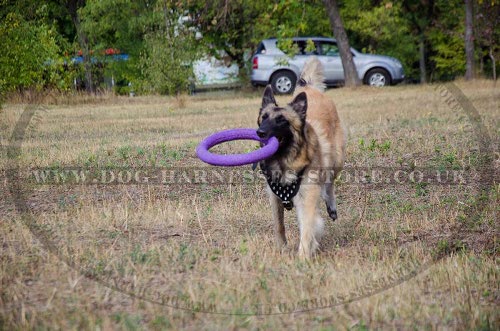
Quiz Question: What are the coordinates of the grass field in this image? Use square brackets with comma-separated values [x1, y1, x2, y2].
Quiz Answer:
[0, 81, 498, 330]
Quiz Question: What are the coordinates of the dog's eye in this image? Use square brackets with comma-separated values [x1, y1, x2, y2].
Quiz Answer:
[262, 113, 269, 120]
[275, 115, 287, 124]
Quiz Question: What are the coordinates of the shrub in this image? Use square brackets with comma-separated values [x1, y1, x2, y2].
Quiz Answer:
[137, 28, 199, 95]
[0, 13, 66, 100]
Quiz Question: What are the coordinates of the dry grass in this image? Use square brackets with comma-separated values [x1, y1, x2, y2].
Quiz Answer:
[0, 81, 498, 330]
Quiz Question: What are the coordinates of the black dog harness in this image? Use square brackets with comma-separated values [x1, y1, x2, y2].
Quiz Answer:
[262, 167, 306, 210]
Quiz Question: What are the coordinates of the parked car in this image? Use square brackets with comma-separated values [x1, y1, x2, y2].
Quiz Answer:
[251, 37, 405, 94]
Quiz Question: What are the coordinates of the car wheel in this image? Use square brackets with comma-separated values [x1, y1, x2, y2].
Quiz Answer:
[364, 68, 391, 87]
[270, 71, 296, 94]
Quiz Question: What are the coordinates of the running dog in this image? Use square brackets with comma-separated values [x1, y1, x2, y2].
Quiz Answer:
[256, 57, 346, 258]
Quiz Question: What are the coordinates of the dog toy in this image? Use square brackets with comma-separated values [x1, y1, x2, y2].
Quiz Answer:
[196, 128, 279, 166]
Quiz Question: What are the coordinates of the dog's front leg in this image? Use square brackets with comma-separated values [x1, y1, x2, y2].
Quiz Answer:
[295, 185, 323, 259]
[267, 186, 286, 249]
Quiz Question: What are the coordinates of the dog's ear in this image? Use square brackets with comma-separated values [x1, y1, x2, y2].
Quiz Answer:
[290, 92, 307, 120]
[262, 85, 277, 109]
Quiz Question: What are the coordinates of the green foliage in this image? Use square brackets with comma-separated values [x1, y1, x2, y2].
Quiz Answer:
[78, 0, 150, 91]
[0, 13, 67, 97]
[427, 0, 467, 80]
[79, 0, 149, 53]
[253, 1, 330, 42]
[359, 138, 391, 154]
[186, 1, 265, 65]
[275, 38, 300, 65]
[186, 0, 330, 76]
[343, 2, 419, 79]
[80, 0, 200, 95]
[150, 315, 171, 329]
[429, 30, 466, 79]
[255, 1, 330, 60]
[137, 29, 199, 95]
[0, 0, 497, 97]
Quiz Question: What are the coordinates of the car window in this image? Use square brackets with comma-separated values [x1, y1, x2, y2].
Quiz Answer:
[255, 42, 266, 55]
[293, 40, 319, 55]
[319, 41, 339, 56]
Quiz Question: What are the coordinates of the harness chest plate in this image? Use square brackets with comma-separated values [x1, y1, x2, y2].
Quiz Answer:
[262, 167, 305, 210]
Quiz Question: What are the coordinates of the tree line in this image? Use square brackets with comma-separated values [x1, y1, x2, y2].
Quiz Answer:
[0, 0, 498, 98]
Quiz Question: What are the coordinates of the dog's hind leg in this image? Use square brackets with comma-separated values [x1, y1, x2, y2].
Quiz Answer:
[322, 182, 338, 221]
[296, 186, 323, 259]
[268, 187, 286, 249]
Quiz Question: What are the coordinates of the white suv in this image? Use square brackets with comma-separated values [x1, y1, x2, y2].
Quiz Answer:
[251, 37, 405, 94]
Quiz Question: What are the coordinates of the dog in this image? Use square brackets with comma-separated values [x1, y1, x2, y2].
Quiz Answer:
[256, 57, 346, 258]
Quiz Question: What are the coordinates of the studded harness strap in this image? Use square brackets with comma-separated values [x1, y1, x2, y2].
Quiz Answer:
[261, 167, 306, 210]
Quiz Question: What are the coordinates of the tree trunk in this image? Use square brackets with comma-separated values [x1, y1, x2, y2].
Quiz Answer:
[65, 0, 94, 94]
[323, 0, 361, 87]
[162, 1, 175, 63]
[465, 0, 475, 80]
[419, 36, 427, 83]
[490, 46, 497, 81]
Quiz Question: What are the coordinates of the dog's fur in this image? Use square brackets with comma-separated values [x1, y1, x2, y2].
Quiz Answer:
[257, 57, 345, 258]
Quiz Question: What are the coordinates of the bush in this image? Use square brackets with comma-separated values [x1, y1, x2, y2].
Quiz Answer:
[0, 13, 67, 100]
[137, 28, 200, 95]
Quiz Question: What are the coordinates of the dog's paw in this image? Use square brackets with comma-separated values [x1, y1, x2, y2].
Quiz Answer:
[326, 205, 337, 221]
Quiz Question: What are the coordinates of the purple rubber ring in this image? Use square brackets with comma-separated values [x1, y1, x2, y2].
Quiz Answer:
[196, 128, 279, 166]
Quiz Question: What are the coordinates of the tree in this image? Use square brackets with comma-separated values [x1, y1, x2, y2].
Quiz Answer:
[475, 1, 500, 81]
[78, 0, 154, 93]
[323, 0, 361, 87]
[0, 13, 62, 99]
[137, 1, 200, 95]
[185, 0, 266, 76]
[63, 0, 94, 93]
[1, 0, 495, 97]
[426, 0, 466, 81]
[401, 0, 436, 83]
[343, 1, 418, 81]
[0, 0, 77, 101]
[464, 0, 475, 80]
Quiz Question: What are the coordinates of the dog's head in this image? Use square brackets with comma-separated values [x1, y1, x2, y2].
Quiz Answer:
[257, 85, 307, 146]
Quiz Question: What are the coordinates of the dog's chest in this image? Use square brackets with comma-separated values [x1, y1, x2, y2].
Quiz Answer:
[260, 164, 305, 210]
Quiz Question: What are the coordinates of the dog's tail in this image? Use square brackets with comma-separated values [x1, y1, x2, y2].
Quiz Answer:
[295, 56, 325, 94]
